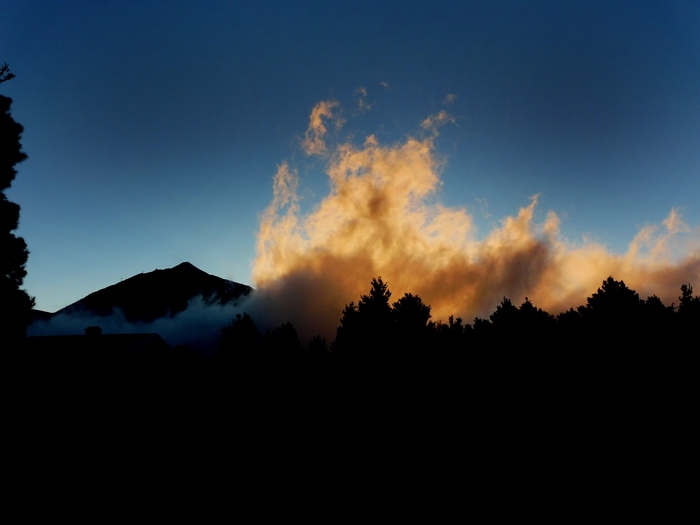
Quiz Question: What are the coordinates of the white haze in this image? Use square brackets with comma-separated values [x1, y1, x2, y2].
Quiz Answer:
[27, 295, 253, 356]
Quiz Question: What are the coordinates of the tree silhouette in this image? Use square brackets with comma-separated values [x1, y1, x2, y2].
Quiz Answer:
[1, 64, 34, 348]
[575, 276, 646, 354]
[358, 276, 393, 327]
[263, 321, 302, 371]
[0, 64, 15, 84]
[434, 315, 469, 354]
[333, 301, 359, 357]
[678, 284, 700, 318]
[392, 292, 432, 365]
[333, 277, 394, 371]
[216, 312, 261, 369]
[578, 276, 643, 335]
[490, 297, 520, 329]
[518, 297, 556, 347]
[472, 317, 493, 340]
[677, 284, 700, 346]
[307, 335, 330, 370]
[556, 307, 582, 335]
[308, 335, 328, 356]
[393, 293, 431, 336]
[581, 277, 642, 319]
[642, 295, 675, 333]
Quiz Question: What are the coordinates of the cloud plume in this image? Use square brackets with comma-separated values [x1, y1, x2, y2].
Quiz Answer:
[252, 100, 700, 340]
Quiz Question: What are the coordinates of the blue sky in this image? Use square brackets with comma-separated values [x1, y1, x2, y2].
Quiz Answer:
[2, 0, 699, 313]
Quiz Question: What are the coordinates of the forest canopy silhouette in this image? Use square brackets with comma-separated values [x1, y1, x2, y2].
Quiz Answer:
[216, 275, 699, 375]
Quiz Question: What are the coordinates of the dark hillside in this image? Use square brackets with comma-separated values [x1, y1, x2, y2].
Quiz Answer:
[52, 262, 252, 323]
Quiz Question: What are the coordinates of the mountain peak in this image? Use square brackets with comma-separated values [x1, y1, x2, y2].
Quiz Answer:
[53, 263, 252, 322]
[174, 261, 199, 271]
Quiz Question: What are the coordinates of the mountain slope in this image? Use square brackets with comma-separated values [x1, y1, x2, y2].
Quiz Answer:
[52, 262, 252, 323]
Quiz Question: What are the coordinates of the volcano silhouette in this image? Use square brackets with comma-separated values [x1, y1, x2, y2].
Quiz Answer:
[51, 262, 252, 323]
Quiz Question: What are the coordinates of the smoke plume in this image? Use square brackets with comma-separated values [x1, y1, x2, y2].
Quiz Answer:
[251, 99, 700, 341]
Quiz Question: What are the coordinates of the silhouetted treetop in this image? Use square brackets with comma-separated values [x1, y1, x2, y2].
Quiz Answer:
[519, 297, 555, 325]
[218, 312, 260, 355]
[490, 297, 520, 328]
[678, 284, 699, 312]
[333, 277, 421, 369]
[264, 321, 301, 354]
[0, 64, 15, 84]
[393, 292, 431, 333]
[308, 335, 328, 356]
[358, 276, 392, 320]
[579, 277, 643, 322]
[643, 294, 675, 320]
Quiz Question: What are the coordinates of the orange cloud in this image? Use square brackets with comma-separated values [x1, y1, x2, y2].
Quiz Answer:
[354, 86, 371, 111]
[420, 110, 456, 134]
[301, 100, 343, 156]
[252, 101, 700, 340]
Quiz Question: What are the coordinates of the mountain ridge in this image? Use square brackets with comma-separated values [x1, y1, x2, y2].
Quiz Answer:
[44, 262, 252, 323]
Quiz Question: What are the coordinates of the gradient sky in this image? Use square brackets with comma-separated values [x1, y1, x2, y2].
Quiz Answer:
[2, 0, 699, 313]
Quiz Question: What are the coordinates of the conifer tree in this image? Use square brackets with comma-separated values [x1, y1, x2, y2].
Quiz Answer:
[333, 277, 394, 369]
[0, 64, 34, 347]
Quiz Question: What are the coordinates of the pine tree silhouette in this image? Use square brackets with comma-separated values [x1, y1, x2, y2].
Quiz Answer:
[0, 64, 35, 348]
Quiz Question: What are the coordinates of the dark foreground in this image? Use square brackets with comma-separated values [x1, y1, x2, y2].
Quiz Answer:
[6, 276, 697, 513]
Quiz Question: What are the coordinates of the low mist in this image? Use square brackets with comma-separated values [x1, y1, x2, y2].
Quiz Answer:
[27, 296, 250, 355]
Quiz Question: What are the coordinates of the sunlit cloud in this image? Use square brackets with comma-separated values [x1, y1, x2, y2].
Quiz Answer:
[301, 100, 343, 156]
[354, 86, 371, 111]
[252, 101, 700, 340]
[420, 110, 456, 134]
[379, 80, 390, 90]
[443, 93, 457, 105]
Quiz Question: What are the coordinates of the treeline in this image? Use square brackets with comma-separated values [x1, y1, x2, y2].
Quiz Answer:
[215, 276, 700, 378]
[202, 275, 699, 439]
[13, 276, 697, 464]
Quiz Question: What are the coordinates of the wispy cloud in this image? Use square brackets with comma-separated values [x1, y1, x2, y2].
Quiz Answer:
[420, 110, 456, 134]
[354, 86, 371, 111]
[443, 94, 457, 105]
[301, 100, 343, 156]
[475, 197, 491, 220]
